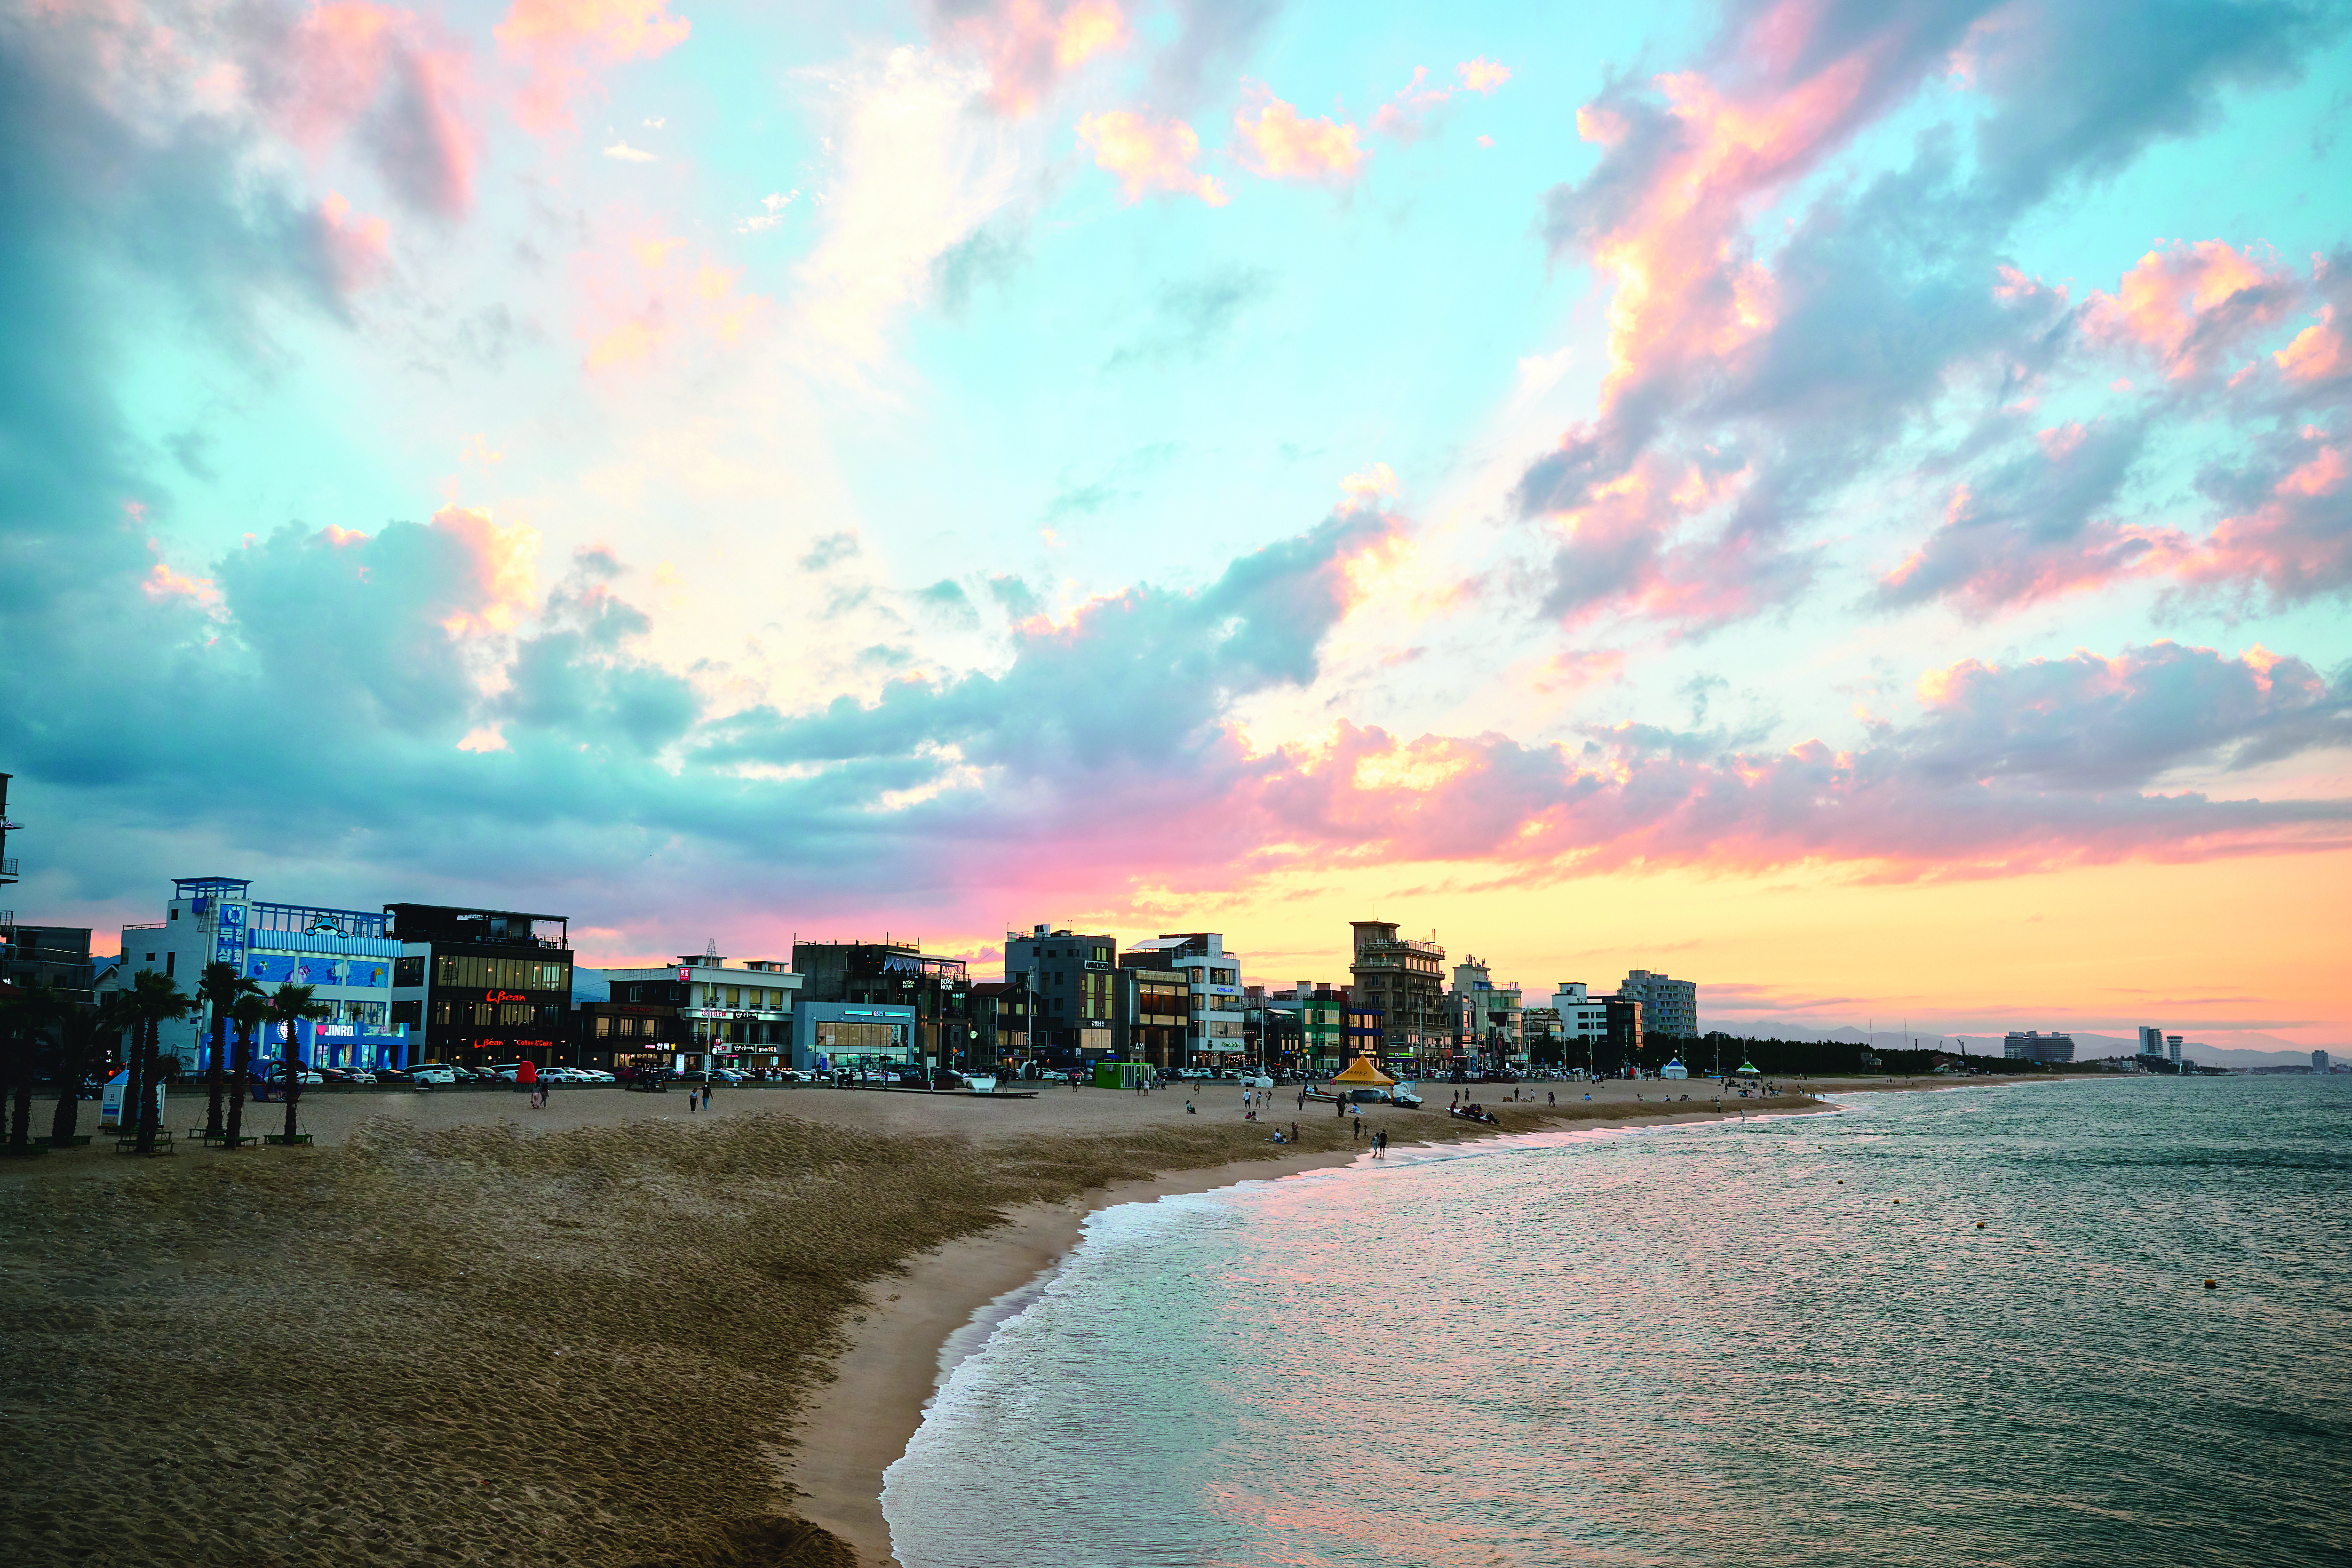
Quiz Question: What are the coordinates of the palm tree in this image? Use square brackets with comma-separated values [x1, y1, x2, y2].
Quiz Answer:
[3, 980, 69, 1156]
[127, 971, 197, 1154]
[225, 994, 271, 1150]
[48, 995, 131, 1146]
[269, 981, 330, 1144]
[196, 961, 262, 1139]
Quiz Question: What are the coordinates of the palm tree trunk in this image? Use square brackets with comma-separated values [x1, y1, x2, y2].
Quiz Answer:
[204, 1005, 227, 1137]
[49, 1044, 82, 1145]
[6, 1022, 30, 1154]
[225, 1024, 250, 1149]
[134, 1016, 161, 1155]
[281, 1040, 302, 1143]
[120, 1019, 145, 1136]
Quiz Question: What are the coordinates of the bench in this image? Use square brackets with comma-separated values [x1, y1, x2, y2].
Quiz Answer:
[262, 1133, 314, 1147]
[113, 1131, 177, 1155]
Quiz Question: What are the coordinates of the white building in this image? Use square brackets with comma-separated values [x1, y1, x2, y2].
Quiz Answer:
[1121, 932, 1245, 1065]
[1550, 982, 1609, 1043]
[119, 876, 409, 1071]
[1449, 956, 1524, 1064]
[599, 948, 803, 1074]
[1620, 970, 1698, 1037]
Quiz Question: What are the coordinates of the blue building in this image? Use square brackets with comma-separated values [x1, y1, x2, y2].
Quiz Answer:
[123, 877, 410, 1071]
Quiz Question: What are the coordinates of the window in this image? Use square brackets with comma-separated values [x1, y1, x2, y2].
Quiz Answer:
[392, 1001, 421, 1028]
[165, 952, 176, 977]
[432, 999, 453, 1025]
[596, 1016, 612, 1038]
[628, 985, 642, 1002]
[394, 956, 425, 987]
[169, 907, 178, 920]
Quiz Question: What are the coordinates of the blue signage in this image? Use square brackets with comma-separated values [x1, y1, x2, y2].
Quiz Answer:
[213, 902, 248, 967]
[247, 954, 389, 988]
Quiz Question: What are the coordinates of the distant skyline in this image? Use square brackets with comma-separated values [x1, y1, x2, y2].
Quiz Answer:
[3, 0, 2348, 1047]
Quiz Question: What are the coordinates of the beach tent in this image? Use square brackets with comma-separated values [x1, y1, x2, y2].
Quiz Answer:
[1660, 1058, 1688, 1079]
[1328, 1054, 1398, 1089]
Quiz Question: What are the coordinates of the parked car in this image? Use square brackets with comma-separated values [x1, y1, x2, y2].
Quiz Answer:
[251, 1065, 324, 1086]
[1388, 1086, 1423, 1108]
[319, 1067, 377, 1085]
[373, 1066, 413, 1083]
[406, 1064, 459, 1085]
[572, 1067, 617, 1084]
[708, 1067, 747, 1085]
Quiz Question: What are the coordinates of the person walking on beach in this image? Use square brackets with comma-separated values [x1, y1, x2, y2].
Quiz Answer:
[1290, 1121, 1300, 1145]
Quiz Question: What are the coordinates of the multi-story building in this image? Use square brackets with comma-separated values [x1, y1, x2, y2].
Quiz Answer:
[388, 902, 572, 1068]
[1343, 996, 1385, 1069]
[793, 939, 971, 1073]
[1122, 932, 1246, 1067]
[968, 981, 1038, 1068]
[2317, 1050, 2333, 1073]
[1005, 925, 1117, 1061]
[1619, 970, 1698, 1039]
[594, 949, 802, 1075]
[1520, 1006, 1561, 1064]
[2137, 1025, 2165, 1058]
[2167, 1034, 2184, 1067]
[2003, 1030, 2076, 1064]
[1604, 995, 1644, 1072]
[1550, 983, 1610, 1049]
[1115, 958, 1192, 1073]
[1449, 956, 1524, 1071]
[1348, 920, 1446, 1069]
[1258, 982, 1348, 1076]
[0, 922, 94, 1004]
[121, 878, 410, 1071]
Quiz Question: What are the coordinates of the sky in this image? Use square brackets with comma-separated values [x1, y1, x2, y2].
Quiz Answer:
[2, 0, 2349, 1047]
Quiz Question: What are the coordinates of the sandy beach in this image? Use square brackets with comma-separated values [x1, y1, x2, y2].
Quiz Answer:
[0, 1076, 2029, 1567]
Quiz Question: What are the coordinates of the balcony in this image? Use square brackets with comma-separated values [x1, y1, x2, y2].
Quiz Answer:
[0, 857, 17, 880]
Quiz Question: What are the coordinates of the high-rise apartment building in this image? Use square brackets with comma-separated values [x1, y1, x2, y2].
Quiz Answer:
[1620, 970, 1699, 1038]
[2003, 1030, 2076, 1063]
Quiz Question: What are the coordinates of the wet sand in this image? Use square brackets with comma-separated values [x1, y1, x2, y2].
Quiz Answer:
[0, 1077, 2025, 1567]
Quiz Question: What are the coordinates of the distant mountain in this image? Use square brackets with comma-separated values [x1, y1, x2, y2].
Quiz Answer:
[1704, 1021, 2335, 1070]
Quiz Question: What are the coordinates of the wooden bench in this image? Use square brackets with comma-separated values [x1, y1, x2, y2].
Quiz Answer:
[113, 1131, 177, 1155]
[262, 1133, 314, 1147]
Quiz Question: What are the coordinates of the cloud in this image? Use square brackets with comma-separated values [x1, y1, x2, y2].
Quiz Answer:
[1077, 109, 1229, 205]
[2176, 430, 2352, 607]
[1875, 418, 2173, 611]
[1144, 0, 1281, 110]
[1370, 66, 1455, 143]
[1102, 267, 1270, 367]
[932, 0, 1128, 116]
[2082, 239, 2300, 380]
[1457, 57, 1510, 94]
[602, 140, 659, 161]
[792, 47, 1025, 369]
[1232, 86, 1366, 183]
[1512, 0, 2347, 637]
[496, 0, 692, 134]
[800, 531, 862, 571]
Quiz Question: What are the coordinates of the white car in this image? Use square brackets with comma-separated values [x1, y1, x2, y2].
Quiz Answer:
[405, 1064, 459, 1085]
[572, 1068, 617, 1084]
[1242, 1075, 1274, 1090]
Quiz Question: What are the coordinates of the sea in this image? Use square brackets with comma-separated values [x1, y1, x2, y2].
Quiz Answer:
[881, 1076, 2352, 1568]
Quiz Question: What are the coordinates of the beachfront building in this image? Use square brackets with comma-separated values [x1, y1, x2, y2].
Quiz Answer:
[793, 1000, 917, 1075]
[1122, 932, 1247, 1069]
[595, 948, 803, 1076]
[1004, 925, 1117, 1065]
[794, 939, 972, 1075]
[1349, 920, 1447, 1073]
[1550, 983, 1610, 1049]
[1521, 1006, 1562, 1065]
[1257, 982, 1349, 1077]
[2003, 1030, 2077, 1063]
[388, 902, 571, 1069]
[0, 920, 94, 1004]
[121, 877, 410, 1071]
[1619, 970, 1699, 1040]
[1115, 958, 1191, 1074]
[1448, 956, 1525, 1075]
[968, 980, 1038, 1070]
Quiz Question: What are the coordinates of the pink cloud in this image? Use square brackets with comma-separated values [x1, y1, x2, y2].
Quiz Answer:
[2274, 315, 2348, 384]
[937, 0, 1127, 116]
[2082, 239, 2299, 381]
[1232, 87, 1366, 183]
[2177, 439, 2352, 605]
[578, 233, 771, 371]
[428, 504, 540, 634]
[142, 560, 223, 613]
[1077, 110, 1228, 205]
[1370, 66, 1454, 142]
[495, 0, 691, 134]
[278, 2, 479, 216]
[318, 190, 391, 292]
[1457, 57, 1510, 94]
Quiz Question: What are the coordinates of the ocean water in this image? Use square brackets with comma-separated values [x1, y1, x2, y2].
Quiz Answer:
[882, 1078, 2352, 1568]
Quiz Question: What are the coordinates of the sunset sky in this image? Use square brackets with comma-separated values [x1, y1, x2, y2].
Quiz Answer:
[4, 0, 2348, 1046]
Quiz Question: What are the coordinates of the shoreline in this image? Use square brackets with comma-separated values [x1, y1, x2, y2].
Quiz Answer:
[790, 1096, 1851, 1568]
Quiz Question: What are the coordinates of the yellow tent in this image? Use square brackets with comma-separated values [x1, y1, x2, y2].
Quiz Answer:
[1329, 1053, 1398, 1088]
